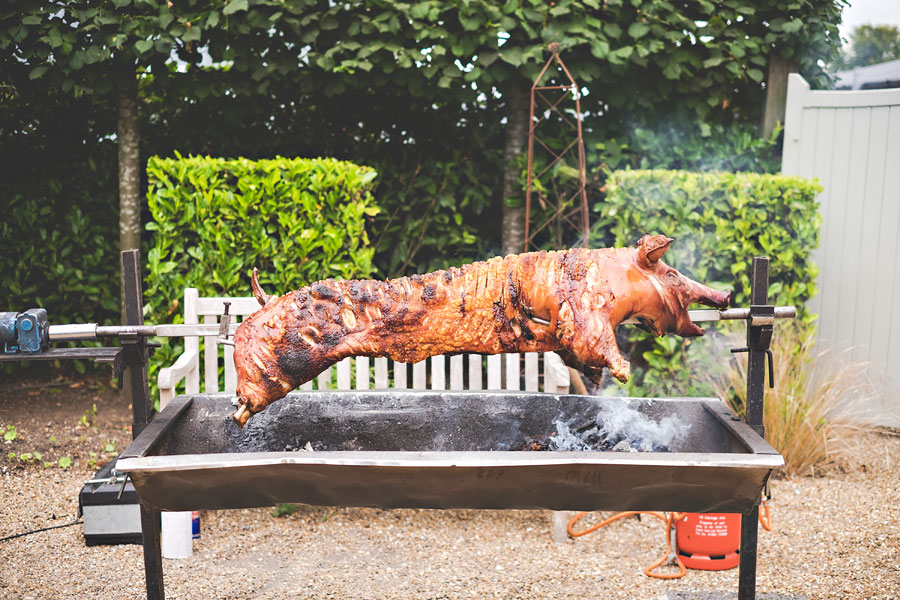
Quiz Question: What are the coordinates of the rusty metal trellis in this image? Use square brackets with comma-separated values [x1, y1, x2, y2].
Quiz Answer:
[524, 42, 590, 252]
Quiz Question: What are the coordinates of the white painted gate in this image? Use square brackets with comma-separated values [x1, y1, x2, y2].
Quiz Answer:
[782, 74, 900, 424]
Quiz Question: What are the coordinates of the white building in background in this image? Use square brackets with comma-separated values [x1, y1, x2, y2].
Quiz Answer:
[834, 58, 900, 90]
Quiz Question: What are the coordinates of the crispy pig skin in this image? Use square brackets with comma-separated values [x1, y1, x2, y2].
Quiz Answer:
[232, 235, 730, 426]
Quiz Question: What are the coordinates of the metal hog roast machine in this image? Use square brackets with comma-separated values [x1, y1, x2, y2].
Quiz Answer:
[2, 251, 791, 600]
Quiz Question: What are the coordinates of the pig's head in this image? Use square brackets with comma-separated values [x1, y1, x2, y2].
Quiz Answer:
[629, 234, 731, 337]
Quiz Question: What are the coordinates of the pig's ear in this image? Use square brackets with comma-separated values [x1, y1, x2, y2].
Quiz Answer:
[251, 267, 271, 307]
[637, 235, 674, 268]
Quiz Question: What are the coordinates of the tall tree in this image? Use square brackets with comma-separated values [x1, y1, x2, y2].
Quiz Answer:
[836, 24, 900, 69]
[2, 0, 846, 260]
[0, 0, 215, 272]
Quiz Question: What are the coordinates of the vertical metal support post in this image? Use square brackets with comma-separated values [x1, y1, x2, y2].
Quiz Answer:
[744, 259, 770, 439]
[738, 256, 770, 600]
[120, 250, 165, 600]
[122, 249, 152, 439]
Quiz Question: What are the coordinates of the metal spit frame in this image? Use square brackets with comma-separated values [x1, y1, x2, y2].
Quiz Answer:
[738, 256, 775, 600]
[3, 251, 781, 600]
[2, 251, 165, 595]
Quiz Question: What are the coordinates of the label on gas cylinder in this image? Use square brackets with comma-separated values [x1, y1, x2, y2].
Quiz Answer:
[694, 514, 730, 537]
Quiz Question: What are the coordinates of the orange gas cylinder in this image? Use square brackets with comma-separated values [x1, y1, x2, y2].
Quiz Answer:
[675, 513, 741, 570]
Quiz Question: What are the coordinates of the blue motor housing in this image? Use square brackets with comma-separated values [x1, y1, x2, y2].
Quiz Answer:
[0, 309, 50, 354]
[16, 309, 50, 353]
[0, 312, 17, 354]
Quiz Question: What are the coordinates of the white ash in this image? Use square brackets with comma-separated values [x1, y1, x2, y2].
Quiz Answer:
[550, 401, 690, 452]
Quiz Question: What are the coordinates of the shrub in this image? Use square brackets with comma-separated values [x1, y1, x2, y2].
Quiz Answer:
[0, 81, 120, 379]
[706, 321, 882, 476]
[0, 194, 119, 326]
[0, 172, 119, 378]
[587, 107, 784, 176]
[144, 154, 379, 400]
[591, 169, 822, 396]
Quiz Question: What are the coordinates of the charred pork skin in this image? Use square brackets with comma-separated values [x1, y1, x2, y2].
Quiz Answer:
[232, 235, 730, 426]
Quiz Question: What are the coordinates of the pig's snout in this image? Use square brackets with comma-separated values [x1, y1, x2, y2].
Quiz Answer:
[697, 289, 731, 309]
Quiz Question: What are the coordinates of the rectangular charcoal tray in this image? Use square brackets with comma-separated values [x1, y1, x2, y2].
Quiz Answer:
[116, 391, 782, 514]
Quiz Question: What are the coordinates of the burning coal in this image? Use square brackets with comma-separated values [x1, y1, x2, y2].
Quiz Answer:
[523, 401, 690, 452]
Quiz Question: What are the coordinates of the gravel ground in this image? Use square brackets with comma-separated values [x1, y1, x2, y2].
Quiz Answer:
[1, 384, 898, 599]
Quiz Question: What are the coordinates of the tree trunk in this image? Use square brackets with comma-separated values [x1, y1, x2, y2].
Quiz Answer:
[118, 74, 141, 254]
[761, 54, 796, 138]
[117, 72, 140, 323]
[501, 79, 531, 256]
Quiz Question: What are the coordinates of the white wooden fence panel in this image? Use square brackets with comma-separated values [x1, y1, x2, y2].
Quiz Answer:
[431, 355, 446, 390]
[185, 288, 200, 395]
[874, 114, 900, 369]
[317, 369, 330, 390]
[449, 355, 464, 390]
[374, 357, 389, 389]
[854, 106, 891, 352]
[834, 109, 872, 349]
[355, 356, 369, 390]
[224, 341, 237, 392]
[486, 354, 502, 389]
[524, 353, 539, 392]
[807, 107, 837, 318]
[336, 357, 351, 390]
[412, 360, 427, 389]
[394, 362, 408, 389]
[505, 354, 520, 390]
[783, 74, 900, 424]
[468, 355, 482, 390]
[202, 314, 217, 393]
[817, 107, 854, 348]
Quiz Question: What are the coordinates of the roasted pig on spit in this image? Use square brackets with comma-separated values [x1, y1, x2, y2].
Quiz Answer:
[232, 234, 730, 426]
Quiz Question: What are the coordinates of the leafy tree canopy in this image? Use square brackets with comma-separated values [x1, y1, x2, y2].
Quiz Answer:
[834, 24, 900, 70]
[1, 0, 847, 275]
[4, 1, 845, 113]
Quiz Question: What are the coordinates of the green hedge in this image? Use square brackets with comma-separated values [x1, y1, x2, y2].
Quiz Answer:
[0, 162, 120, 378]
[145, 154, 379, 398]
[1, 195, 119, 325]
[591, 169, 822, 396]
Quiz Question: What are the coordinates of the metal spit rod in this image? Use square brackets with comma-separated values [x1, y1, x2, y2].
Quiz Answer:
[611, 306, 794, 326]
[49, 306, 796, 341]
[48, 323, 239, 341]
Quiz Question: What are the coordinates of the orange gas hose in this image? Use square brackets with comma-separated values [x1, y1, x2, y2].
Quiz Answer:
[567, 502, 772, 580]
[567, 511, 687, 579]
[759, 499, 772, 531]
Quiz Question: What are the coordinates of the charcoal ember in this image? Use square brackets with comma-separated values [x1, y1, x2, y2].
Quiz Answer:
[521, 435, 553, 451]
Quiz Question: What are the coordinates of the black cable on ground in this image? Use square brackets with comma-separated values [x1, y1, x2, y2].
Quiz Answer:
[0, 520, 83, 543]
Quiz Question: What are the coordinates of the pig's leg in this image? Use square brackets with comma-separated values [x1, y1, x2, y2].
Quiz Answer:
[586, 323, 630, 383]
[555, 350, 605, 385]
[556, 302, 630, 383]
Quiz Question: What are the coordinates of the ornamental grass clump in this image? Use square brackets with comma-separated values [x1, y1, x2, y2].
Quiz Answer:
[707, 321, 882, 477]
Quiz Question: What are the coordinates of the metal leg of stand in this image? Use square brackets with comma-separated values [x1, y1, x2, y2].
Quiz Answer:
[121, 250, 165, 600]
[737, 256, 772, 600]
[738, 506, 760, 600]
[140, 506, 165, 600]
